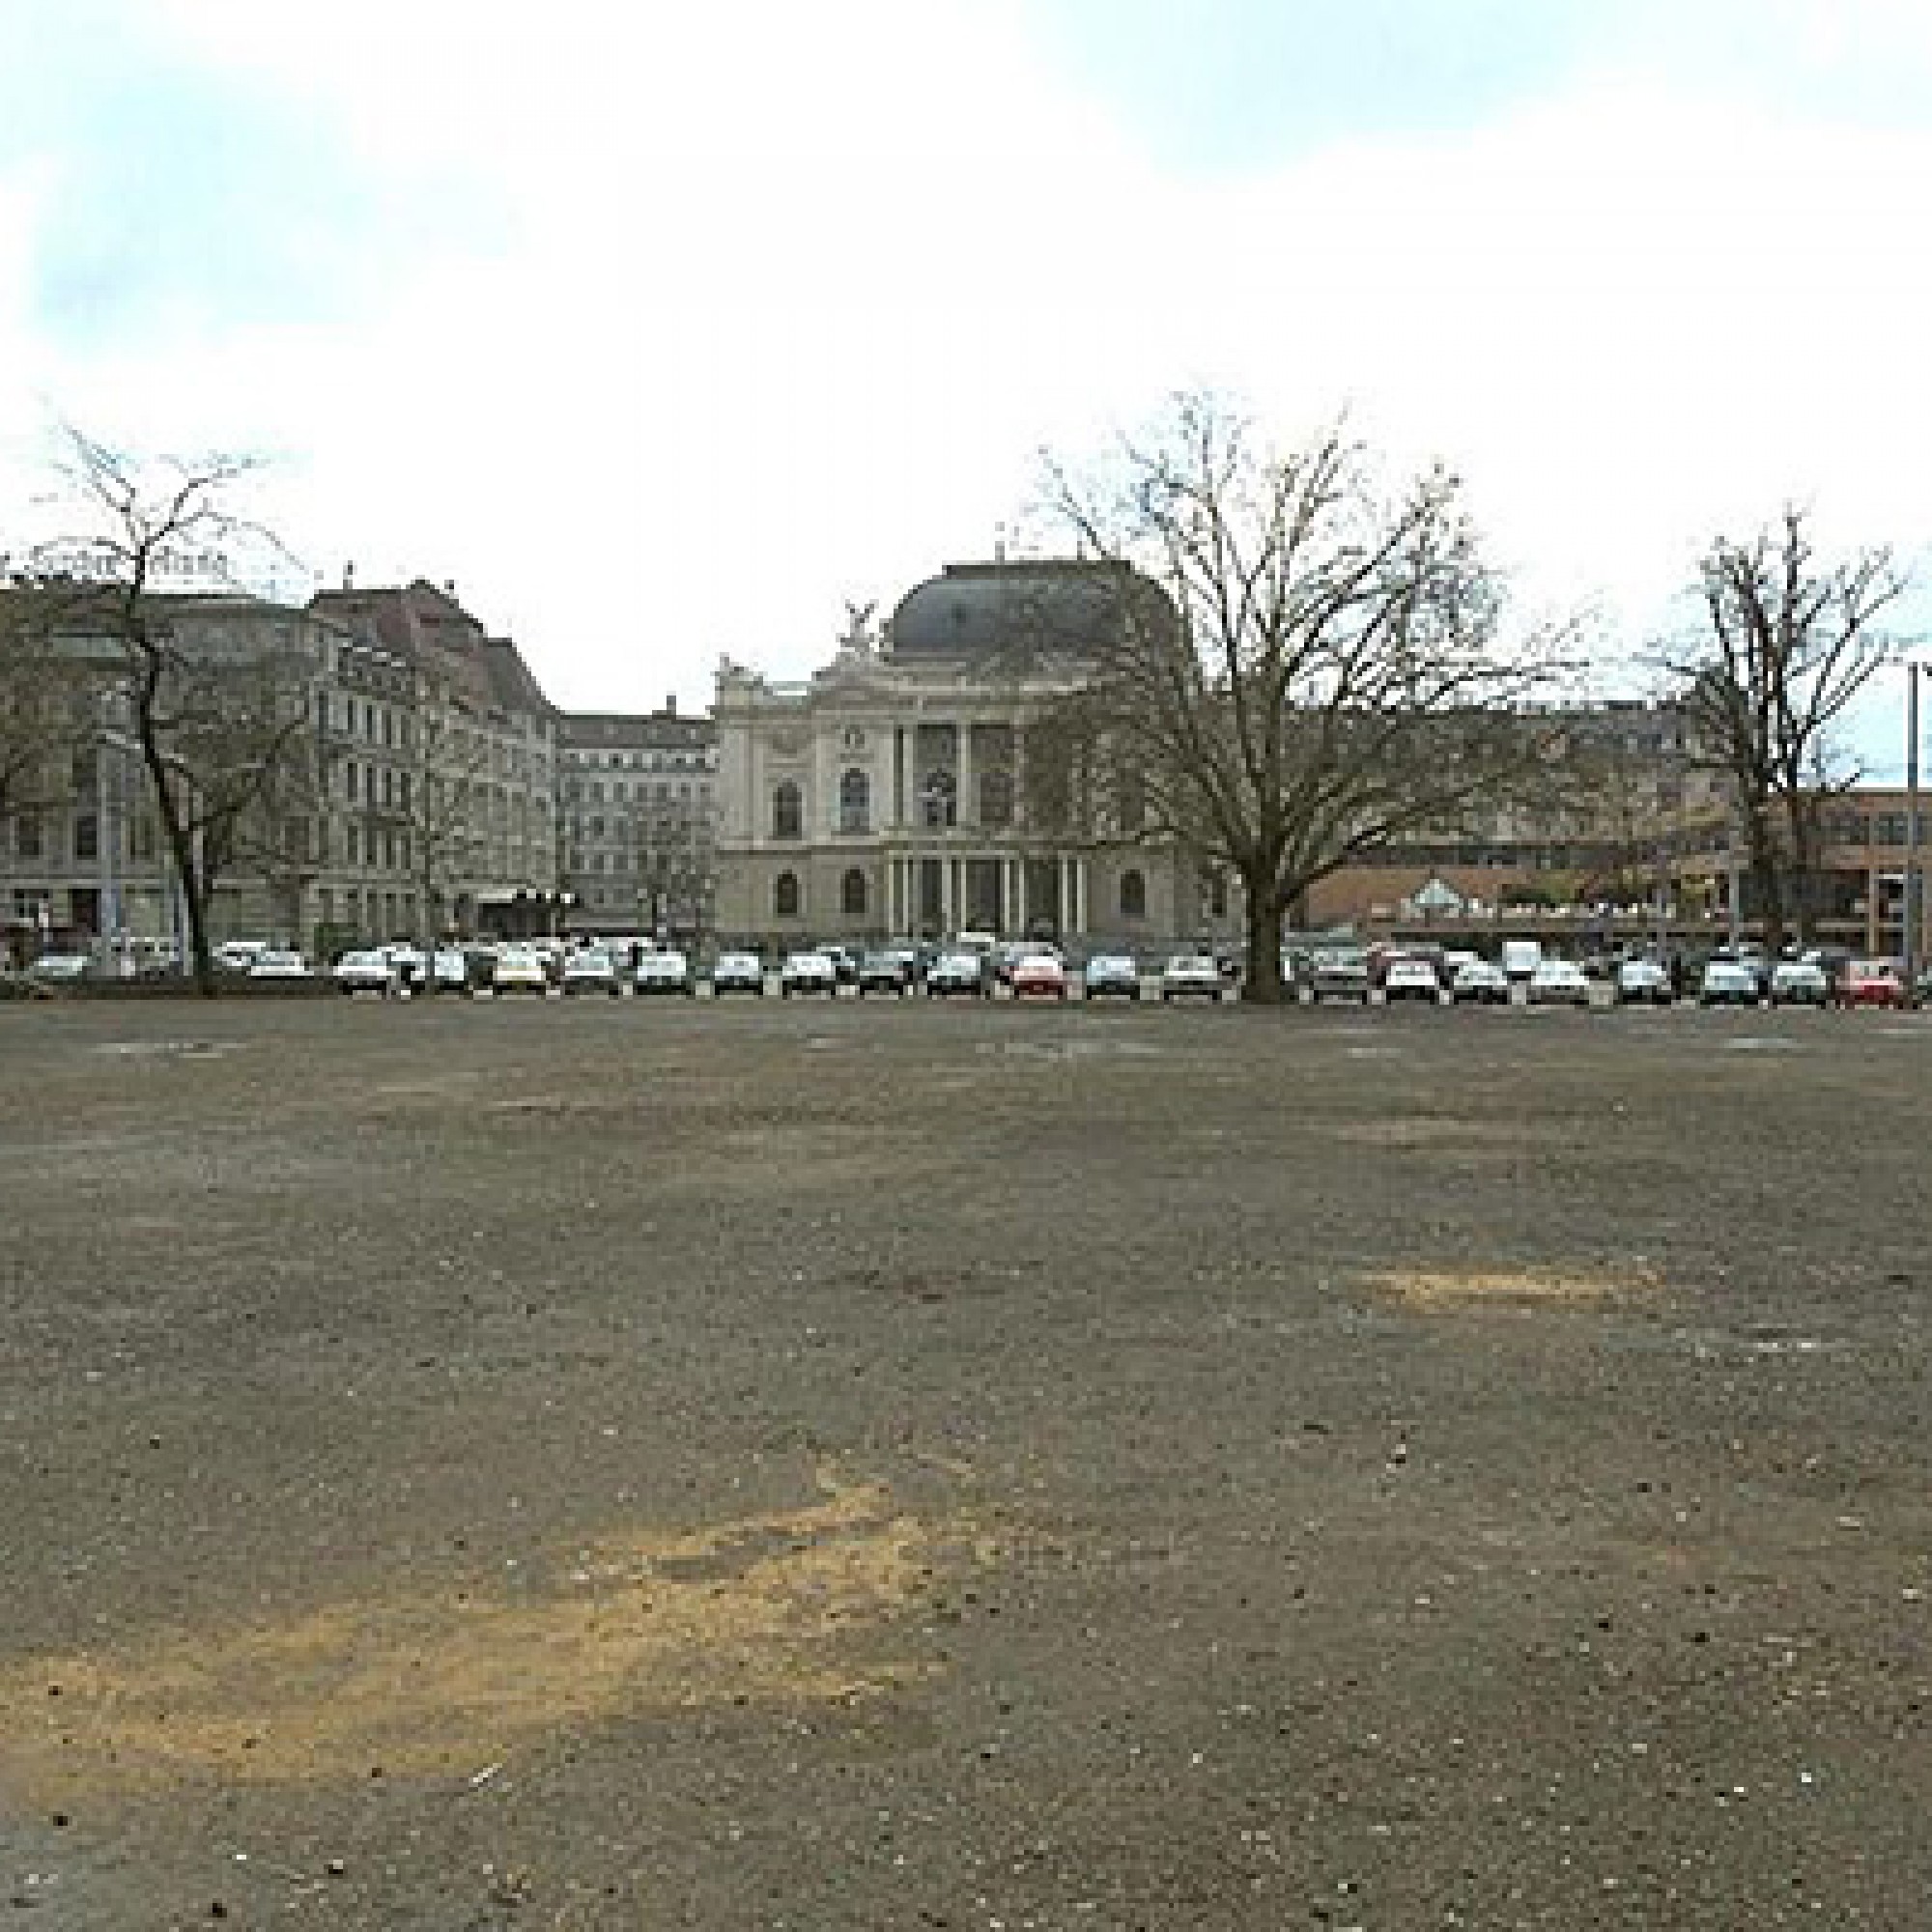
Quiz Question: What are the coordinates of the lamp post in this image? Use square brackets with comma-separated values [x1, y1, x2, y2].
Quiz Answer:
[1906, 661, 1921, 1006]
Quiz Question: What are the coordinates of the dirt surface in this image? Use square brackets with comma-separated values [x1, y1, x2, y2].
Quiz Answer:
[2, 992, 1929, 1929]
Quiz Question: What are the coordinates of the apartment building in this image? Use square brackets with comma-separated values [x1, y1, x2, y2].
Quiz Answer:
[557, 706, 717, 940]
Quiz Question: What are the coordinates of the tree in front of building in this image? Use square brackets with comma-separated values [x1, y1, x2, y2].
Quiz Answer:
[32, 431, 314, 993]
[405, 665, 492, 969]
[0, 574, 96, 845]
[1028, 395, 1571, 1003]
[1670, 505, 1907, 949]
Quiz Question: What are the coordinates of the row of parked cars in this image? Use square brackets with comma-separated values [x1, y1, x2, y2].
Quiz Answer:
[1289, 940, 1925, 1009]
[308, 935, 1244, 1004]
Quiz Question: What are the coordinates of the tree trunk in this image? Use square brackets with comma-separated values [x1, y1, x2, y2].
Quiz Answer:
[1745, 823, 1785, 955]
[1240, 871, 1288, 1005]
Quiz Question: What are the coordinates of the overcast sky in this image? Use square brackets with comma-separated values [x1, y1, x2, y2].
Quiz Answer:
[3, 0, 1928, 770]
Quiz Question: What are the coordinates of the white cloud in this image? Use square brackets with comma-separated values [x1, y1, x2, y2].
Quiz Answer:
[8, 3, 1931, 736]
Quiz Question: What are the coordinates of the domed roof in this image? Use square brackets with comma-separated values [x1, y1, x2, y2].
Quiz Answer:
[885, 558, 1171, 663]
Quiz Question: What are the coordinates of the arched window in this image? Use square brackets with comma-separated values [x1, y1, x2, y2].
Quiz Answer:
[1120, 867, 1147, 921]
[772, 781, 803, 840]
[838, 768, 870, 835]
[774, 870, 801, 919]
[841, 867, 868, 918]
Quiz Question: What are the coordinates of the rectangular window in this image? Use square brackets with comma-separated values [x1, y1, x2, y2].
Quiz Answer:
[14, 813, 43, 860]
[346, 824, 360, 867]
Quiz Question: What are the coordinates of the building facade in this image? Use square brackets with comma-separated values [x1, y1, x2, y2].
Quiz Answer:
[1, 579, 559, 963]
[713, 559, 1237, 951]
[558, 705, 718, 939]
[307, 578, 560, 944]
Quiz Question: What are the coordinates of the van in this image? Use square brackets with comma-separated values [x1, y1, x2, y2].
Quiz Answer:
[1501, 939, 1543, 981]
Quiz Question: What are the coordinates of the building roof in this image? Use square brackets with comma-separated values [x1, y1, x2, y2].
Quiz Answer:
[558, 710, 716, 752]
[885, 558, 1173, 663]
[308, 579, 555, 719]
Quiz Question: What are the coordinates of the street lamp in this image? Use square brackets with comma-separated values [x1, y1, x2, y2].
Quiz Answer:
[1905, 661, 1922, 1005]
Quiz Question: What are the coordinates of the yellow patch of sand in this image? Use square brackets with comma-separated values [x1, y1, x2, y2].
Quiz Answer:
[0, 1467, 991, 1799]
[1370, 1264, 1658, 1309]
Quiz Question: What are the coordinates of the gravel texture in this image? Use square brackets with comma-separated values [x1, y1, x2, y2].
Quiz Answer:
[2, 992, 1929, 1929]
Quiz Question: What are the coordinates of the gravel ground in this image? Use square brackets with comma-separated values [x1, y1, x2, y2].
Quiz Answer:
[2, 992, 1929, 1930]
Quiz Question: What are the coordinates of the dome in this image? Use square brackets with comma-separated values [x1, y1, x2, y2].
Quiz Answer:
[884, 558, 1171, 664]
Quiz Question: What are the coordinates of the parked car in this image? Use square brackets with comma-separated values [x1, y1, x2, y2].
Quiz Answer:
[1698, 956, 1761, 1008]
[491, 945, 551, 996]
[562, 948, 623, 996]
[1160, 953, 1227, 1003]
[634, 948, 696, 996]
[1527, 958, 1592, 1008]
[430, 947, 472, 994]
[1836, 958, 1906, 1009]
[780, 950, 839, 997]
[246, 949, 312, 980]
[1082, 952, 1143, 1001]
[857, 950, 917, 997]
[213, 938, 273, 975]
[1614, 957, 1674, 1007]
[26, 951, 93, 983]
[1501, 938, 1544, 983]
[384, 943, 430, 990]
[1309, 947, 1371, 1004]
[1381, 956, 1441, 1004]
[1449, 957, 1511, 1005]
[710, 951, 767, 996]
[331, 948, 395, 995]
[1009, 952, 1069, 1000]
[1768, 957, 1831, 1008]
[925, 951, 991, 998]
[819, 944, 861, 990]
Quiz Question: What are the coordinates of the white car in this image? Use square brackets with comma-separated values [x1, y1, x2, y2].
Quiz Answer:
[1614, 957, 1674, 1007]
[1699, 956, 1761, 1008]
[1449, 957, 1510, 1005]
[780, 950, 839, 997]
[634, 949, 696, 995]
[711, 951, 767, 996]
[562, 948, 622, 996]
[430, 947, 472, 994]
[246, 949, 312, 980]
[491, 945, 551, 995]
[1527, 958, 1591, 1007]
[1159, 954, 1226, 1003]
[213, 938, 273, 974]
[1769, 957, 1830, 1007]
[1381, 956, 1441, 1004]
[331, 948, 394, 994]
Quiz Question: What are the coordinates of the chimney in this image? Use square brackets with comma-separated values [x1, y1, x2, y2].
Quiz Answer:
[342, 561, 355, 590]
[666, 695, 677, 718]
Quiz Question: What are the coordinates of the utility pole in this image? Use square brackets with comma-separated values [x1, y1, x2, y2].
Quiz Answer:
[1907, 662, 1921, 1006]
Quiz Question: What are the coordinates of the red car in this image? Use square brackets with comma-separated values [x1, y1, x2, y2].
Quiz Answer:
[1837, 959, 1907, 1009]
[1009, 952, 1068, 1000]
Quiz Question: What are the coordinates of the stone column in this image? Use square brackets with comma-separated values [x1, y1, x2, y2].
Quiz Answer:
[956, 722, 975, 831]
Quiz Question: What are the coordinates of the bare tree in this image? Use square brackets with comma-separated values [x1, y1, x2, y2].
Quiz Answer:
[1028, 396, 1571, 1002]
[31, 431, 311, 992]
[0, 577, 96, 833]
[406, 667, 491, 971]
[1671, 506, 1907, 949]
